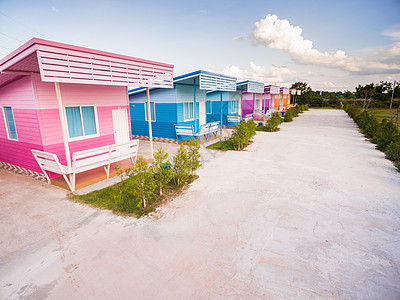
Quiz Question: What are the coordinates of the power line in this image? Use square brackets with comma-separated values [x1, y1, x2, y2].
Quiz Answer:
[0, 31, 23, 43]
[0, 44, 13, 50]
[0, 11, 44, 36]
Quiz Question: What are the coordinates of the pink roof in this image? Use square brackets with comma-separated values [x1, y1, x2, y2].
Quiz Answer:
[0, 38, 174, 88]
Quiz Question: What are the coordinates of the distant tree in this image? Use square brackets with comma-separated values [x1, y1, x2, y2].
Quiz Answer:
[343, 91, 353, 99]
[291, 82, 312, 94]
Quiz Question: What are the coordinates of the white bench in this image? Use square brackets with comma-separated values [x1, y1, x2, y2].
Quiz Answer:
[174, 121, 220, 143]
[227, 115, 241, 127]
[244, 114, 253, 122]
[31, 140, 139, 191]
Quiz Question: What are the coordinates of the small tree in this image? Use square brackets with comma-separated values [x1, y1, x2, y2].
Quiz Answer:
[151, 147, 173, 196]
[125, 156, 157, 208]
[172, 144, 190, 185]
[265, 112, 283, 132]
[187, 140, 201, 176]
[229, 119, 257, 150]
[284, 108, 294, 122]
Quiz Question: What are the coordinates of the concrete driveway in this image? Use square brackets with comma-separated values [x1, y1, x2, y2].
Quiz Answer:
[1, 109, 399, 299]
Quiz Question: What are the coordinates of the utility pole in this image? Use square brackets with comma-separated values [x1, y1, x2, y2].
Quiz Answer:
[390, 80, 396, 109]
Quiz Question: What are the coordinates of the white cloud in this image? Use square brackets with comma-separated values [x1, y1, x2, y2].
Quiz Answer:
[221, 61, 297, 86]
[51, 7, 59, 12]
[382, 27, 400, 41]
[244, 14, 400, 74]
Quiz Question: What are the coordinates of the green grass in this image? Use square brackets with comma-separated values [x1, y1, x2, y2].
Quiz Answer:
[368, 108, 399, 129]
[206, 140, 234, 151]
[70, 177, 196, 217]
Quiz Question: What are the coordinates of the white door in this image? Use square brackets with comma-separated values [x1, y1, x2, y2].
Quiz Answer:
[199, 101, 206, 125]
[112, 108, 130, 144]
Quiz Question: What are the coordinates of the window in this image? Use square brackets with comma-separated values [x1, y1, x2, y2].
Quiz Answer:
[144, 102, 156, 121]
[3, 106, 18, 140]
[255, 98, 261, 110]
[206, 101, 212, 114]
[230, 100, 238, 113]
[183, 101, 194, 121]
[65, 105, 98, 139]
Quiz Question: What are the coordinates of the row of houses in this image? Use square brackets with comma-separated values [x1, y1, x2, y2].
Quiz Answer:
[0, 38, 300, 190]
[128, 72, 300, 141]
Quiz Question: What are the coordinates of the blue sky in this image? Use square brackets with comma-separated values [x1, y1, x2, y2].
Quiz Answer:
[1, 0, 399, 91]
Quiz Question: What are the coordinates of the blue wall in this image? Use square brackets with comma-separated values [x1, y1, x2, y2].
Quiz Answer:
[129, 88, 178, 139]
[206, 91, 241, 126]
[129, 83, 207, 140]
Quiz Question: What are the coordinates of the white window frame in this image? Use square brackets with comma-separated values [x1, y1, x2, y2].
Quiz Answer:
[144, 102, 156, 122]
[255, 98, 261, 110]
[183, 101, 194, 121]
[2, 106, 18, 141]
[206, 100, 212, 114]
[64, 104, 100, 141]
[230, 100, 238, 114]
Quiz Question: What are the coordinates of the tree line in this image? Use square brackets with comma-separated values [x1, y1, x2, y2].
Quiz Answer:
[291, 81, 400, 108]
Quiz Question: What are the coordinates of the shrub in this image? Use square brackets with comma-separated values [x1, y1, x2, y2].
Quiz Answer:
[124, 156, 157, 208]
[151, 147, 173, 196]
[385, 141, 400, 162]
[230, 119, 257, 150]
[187, 139, 202, 175]
[372, 119, 400, 151]
[265, 112, 283, 131]
[293, 105, 301, 117]
[172, 144, 191, 185]
[284, 108, 294, 122]
[355, 110, 379, 138]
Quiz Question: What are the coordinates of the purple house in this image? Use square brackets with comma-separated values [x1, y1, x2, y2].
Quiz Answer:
[264, 85, 280, 114]
[237, 80, 265, 119]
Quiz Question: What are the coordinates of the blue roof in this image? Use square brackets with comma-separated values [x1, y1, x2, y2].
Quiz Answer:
[128, 70, 236, 95]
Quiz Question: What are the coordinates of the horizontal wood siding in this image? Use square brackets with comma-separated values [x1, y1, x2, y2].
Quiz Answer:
[0, 76, 43, 173]
[39, 105, 126, 165]
[129, 87, 177, 105]
[130, 102, 177, 139]
[0, 76, 36, 109]
[33, 73, 128, 109]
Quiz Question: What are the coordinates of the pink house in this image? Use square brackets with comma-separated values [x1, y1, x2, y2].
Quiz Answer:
[0, 38, 173, 184]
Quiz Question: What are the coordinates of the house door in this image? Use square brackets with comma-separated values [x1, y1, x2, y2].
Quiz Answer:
[112, 108, 130, 144]
[199, 101, 206, 125]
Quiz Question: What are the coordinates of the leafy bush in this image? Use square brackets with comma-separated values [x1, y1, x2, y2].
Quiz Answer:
[187, 139, 202, 176]
[284, 108, 294, 122]
[265, 112, 283, 131]
[172, 144, 191, 185]
[151, 147, 173, 196]
[343, 102, 400, 172]
[385, 141, 400, 162]
[74, 142, 203, 216]
[124, 156, 157, 209]
[230, 119, 257, 150]
[355, 110, 379, 138]
[372, 119, 400, 151]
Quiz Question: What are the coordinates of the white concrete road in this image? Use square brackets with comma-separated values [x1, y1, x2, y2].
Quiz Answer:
[1, 109, 399, 299]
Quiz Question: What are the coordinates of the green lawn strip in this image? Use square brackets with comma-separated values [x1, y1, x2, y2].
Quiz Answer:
[70, 177, 197, 217]
[206, 140, 234, 151]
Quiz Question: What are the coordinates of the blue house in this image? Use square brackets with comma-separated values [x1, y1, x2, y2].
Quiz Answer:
[129, 70, 236, 142]
[206, 80, 264, 127]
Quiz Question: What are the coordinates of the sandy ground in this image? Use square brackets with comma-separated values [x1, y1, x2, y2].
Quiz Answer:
[1, 109, 399, 299]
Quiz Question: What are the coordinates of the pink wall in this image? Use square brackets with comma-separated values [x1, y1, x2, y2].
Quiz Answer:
[0, 73, 131, 176]
[0, 76, 44, 173]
